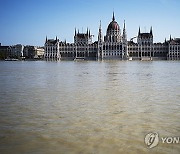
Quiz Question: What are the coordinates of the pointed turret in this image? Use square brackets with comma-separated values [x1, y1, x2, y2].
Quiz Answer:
[150, 26, 153, 36]
[99, 20, 102, 29]
[45, 36, 48, 43]
[112, 11, 115, 21]
[138, 27, 141, 35]
[98, 20, 103, 43]
[89, 29, 91, 37]
[122, 20, 128, 59]
[123, 20, 126, 29]
[86, 27, 88, 35]
[56, 36, 58, 41]
[75, 28, 77, 36]
[123, 20, 127, 41]
[74, 28, 77, 43]
[98, 20, 103, 60]
[170, 35, 172, 41]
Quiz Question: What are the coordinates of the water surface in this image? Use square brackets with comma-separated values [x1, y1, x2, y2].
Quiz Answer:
[0, 61, 180, 154]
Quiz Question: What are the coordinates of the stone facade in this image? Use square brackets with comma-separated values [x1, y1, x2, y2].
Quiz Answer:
[8, 44, 24, 59]
[44, 12, 179, 61]
[168, 38, 180, 60]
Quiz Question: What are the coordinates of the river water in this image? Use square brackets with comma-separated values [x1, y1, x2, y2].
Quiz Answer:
[0, 61, 180, 154]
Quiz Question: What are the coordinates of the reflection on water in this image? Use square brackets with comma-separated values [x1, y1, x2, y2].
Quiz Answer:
[0, 61, 180, 154]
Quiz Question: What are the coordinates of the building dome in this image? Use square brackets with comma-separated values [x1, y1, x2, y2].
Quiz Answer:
[107, 12, 120, 32]
[107, 20, 120, 31]
[105, 12, 121, 43]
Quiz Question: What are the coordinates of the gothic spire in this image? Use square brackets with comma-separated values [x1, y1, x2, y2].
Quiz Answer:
[138, 26, 141, 35]
[75, 28, 77, 36]
[150, 26, 153, 35]
[112, 11, 115, 21]
[89, 29, 90, 37]
[123, 20, 127, 41]
[46, 36, 48, 42]
[87, 27, 88, 35]
[99, 20, 101, 30]
[98, 20, 103, 43]
[123, 20, 126, 29]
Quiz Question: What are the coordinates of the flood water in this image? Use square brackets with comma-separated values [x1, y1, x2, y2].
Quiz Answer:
[0, 61, 180, 154]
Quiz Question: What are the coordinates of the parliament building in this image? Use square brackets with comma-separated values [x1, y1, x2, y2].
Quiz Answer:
[44, 12, 180, 61]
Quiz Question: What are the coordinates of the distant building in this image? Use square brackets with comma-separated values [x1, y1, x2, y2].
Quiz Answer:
[8, 44, 24, 59]
[34, 47, 44, 59]
[44, 12, 179, 61]
[0, 43, 9, 59]
[8, 45, 44, 59]
[23, 46, 35, 58]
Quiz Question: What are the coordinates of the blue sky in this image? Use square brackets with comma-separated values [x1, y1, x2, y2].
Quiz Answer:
[0, 0, 180, 46]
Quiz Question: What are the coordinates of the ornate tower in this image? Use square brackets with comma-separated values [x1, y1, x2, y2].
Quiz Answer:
[98, 21, 103, 43]
[150, 26, 153, 45]
[137, 27, 153, 58]
[74, 27, 92, 44]
[122, 20, 127, 42]
[122, 20, 128, 59]
[98, 20, 103, 60]
[137, 27, 153, 45]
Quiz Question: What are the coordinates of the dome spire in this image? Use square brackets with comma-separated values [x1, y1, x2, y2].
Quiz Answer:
[112, 11, 115, 21]
[45, 36, 48, 42]
[138, 26, 141, 35]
